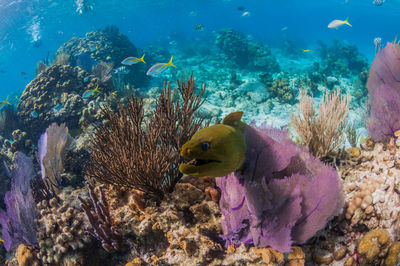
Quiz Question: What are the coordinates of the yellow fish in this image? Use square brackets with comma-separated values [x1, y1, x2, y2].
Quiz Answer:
[303, 49, 312, 53]
[194, 24, 204, 31]
[146, 56, 176, 76]
[111, 91, 118, 96]
[328, 17, 352, 29]
[121, 54, 146, 65]
[0, 96, 11, 106]
[82, 85, 100, 99]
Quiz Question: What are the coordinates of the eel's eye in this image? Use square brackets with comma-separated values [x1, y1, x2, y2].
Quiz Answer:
[201, 142, 210, 151]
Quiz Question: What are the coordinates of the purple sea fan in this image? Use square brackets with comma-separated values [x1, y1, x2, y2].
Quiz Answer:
[367, 42, 400, 141]
[216, 125, 343, 253]
[0, 152, 38, 251]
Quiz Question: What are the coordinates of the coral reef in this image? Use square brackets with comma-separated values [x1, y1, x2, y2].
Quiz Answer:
[352, 69, 369, 104]
[216, 28, 280, 72]
[35, 186, 92, 265]
[0, 22, 394, 265]
[342, 136, 400, 231]
[57, 26, 149, 89]
[8, 129, 31, 154]
[17, 64, 109, 141]
[0, 105, 19, 139]
[268, 79, 297, 104]
[107, 182, 225, 265]
[318, 39, 369, 77]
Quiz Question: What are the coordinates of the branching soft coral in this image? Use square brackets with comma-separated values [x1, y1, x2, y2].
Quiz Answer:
[290, 88, 350, 158]
[85, 74, 208, 202]
[78, 183, 121, 252]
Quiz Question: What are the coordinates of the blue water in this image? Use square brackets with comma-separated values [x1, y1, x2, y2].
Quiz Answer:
[0, 0, 399, 100]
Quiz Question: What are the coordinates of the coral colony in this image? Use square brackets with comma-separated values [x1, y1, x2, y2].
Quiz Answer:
[0, 24, 400, 265]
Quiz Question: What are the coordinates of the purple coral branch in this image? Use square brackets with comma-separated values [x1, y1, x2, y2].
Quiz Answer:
[78, 183, 121, 252]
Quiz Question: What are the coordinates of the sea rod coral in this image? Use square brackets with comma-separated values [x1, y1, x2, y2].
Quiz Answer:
[180, 112, 343, 252]
[78, 183, 121, 252]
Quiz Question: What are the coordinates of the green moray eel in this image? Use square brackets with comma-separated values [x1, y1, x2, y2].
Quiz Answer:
[179, 111, 247, 177]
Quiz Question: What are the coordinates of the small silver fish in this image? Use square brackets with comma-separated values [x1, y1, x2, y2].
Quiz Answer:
[373, 0, 385, 6]
[328, 18, 352, 28]
[114, 66, 130, 75]
[374, 37, 382, 54]
[241, 11, 251, 17]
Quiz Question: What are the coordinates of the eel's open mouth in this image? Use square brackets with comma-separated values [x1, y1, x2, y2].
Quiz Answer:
[186, 158, 220, 166]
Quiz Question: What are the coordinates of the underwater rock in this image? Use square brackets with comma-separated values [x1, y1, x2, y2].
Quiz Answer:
[9, 129, 31, 154]
[62, 148, 89, 187]
[317, 39, 369, 77]
[17, 64, 107, 141]
[215, 28, 248, 68]
[57, 26, 149, 89]
[247, 41, 280, 72]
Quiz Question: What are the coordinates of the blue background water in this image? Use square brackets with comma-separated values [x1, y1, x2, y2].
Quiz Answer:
[0, 0, 398, 101]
